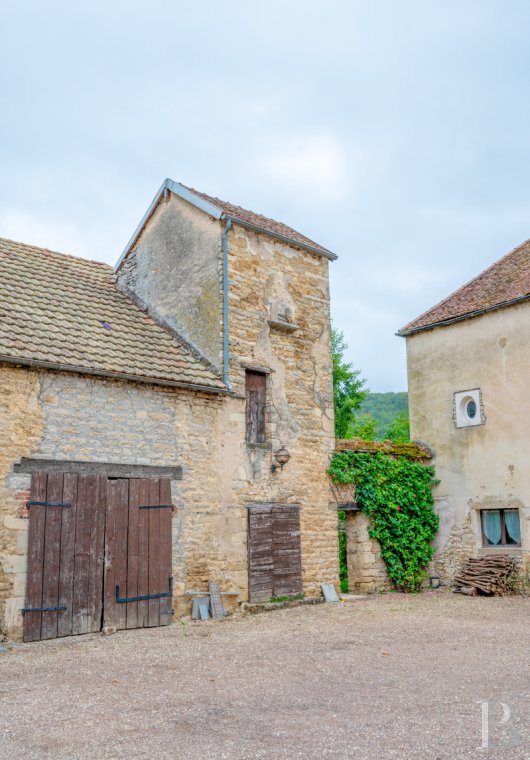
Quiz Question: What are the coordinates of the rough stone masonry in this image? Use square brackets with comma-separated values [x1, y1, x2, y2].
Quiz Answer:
[0, 184, 340, 640]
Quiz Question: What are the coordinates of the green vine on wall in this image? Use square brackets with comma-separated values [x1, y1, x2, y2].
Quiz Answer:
[329, 451, 440, 592]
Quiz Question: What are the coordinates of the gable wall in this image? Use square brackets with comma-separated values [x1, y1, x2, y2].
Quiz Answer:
[117, 193, 223, 369]
[406, 303, 530, 579]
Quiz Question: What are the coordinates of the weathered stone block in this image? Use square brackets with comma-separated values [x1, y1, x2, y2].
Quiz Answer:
[4, 516, 29, 531]
[4, 597, 23, 631]
[16, 532, 28, 555]
[0, 556, 26, 575]
[12, 574, 26, 597]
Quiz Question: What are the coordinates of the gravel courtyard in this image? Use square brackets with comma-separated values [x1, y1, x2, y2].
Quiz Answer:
[0, 592, 528, 760]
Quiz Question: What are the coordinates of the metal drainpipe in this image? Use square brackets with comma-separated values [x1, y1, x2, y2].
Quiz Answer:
[222, 218, 232, 390]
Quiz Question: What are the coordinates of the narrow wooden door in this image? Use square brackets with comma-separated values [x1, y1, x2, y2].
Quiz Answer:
[248, 504, 302, 602]
[245, 371, 266, 443]
[103, 478, 173, 630]
[24, 472, 106, 642]
[247, 506, 274, 602]
[271, 505, 302, 597]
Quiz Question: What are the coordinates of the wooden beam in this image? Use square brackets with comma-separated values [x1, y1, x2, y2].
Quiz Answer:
[14, 458, 182, 480]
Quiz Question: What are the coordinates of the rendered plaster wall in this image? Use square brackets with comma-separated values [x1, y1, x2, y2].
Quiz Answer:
[406, 303, 530, 580]
[117, 193, 223, 369]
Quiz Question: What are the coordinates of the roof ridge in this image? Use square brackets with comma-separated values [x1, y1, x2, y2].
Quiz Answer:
[184, 185, 298, 230]
[115, 178, 337, 270]
[399, 236, 530, 334]
[0, 235, 111, 269]
[178, 183, 336, 256]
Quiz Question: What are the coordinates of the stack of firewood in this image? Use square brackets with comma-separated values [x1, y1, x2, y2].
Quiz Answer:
[453, 555, 517, 596]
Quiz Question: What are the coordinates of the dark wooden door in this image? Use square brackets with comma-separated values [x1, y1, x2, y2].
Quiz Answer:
[272, 505, 302, 597]
[103, 478, 173, 631]
[24, 473, 172, 641]
[245, 371, 266, 443]
[248, 506, 274, 602]
[24, 472, 106, 642]
[248, 504, 302, 602]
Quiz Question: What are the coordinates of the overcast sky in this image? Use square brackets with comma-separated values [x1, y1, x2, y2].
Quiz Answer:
[2, 1, 530, 391]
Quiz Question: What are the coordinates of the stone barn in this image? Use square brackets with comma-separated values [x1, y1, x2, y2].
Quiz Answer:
[0, 179, 339, 641]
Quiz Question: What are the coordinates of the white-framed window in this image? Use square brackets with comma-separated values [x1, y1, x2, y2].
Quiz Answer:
[454, 388, 484, 428]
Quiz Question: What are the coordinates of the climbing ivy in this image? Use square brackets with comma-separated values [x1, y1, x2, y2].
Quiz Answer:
[338, 510, 348, 593]
[329, 451, 439, 592]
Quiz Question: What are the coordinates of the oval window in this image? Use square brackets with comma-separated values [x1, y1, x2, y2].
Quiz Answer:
[465, 399, 477, 420]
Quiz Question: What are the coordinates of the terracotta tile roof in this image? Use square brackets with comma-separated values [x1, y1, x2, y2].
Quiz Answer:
[0, 237, 225, 391]
[399, 238, 530, 335]
[183, 185, 335, 258]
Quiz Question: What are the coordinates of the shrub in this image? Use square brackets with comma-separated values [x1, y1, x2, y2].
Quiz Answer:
[329, 451, 439, 592]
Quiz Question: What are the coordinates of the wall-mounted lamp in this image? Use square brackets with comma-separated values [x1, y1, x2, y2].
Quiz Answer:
[271, 445, 290, 473]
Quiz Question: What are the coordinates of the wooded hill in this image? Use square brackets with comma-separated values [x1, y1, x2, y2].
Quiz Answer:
[359, 392, 408, 439]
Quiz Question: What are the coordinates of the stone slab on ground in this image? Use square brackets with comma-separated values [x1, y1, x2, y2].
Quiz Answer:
[340, 593, 368, 602]
[242, 596, 324, 614]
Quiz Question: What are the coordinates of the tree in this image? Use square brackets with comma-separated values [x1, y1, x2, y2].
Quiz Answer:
[351, 413, 378, 441]
[331, 328, 368, 438]
[385, 411, 410, 443]
[359, 392, 408, 439]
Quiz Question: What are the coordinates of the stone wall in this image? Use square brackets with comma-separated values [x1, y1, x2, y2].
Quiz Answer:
[0, 205, 339, 639]
[432, 514, 477, 582]
[0, 366, 234, 638]
[0, 367, 44, 634]
[345, 511, 391, 593]
[224, 224, 338, 596]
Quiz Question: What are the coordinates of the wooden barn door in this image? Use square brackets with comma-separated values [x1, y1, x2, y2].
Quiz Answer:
[24, 473, 172, 642]
[24, 472, 106, 642]
[103, 478, 173, 631]
[248, 504, 302, 603]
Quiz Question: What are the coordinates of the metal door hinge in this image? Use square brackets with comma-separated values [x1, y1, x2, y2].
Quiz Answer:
[21, 605, 67, 613]
[26, 501, 72, 509]
[138, 504, 174, 510]
[116, 576, 173, 604]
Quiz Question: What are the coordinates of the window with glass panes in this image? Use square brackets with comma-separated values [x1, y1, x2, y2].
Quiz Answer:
[480, 509, 521, 546]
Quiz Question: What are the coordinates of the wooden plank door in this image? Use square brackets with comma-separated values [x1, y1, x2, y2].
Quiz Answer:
[72, 474, 106, 635]
[103, 478, 173, 631]
[245, 371, 266, 443]
[248, 504, 302, 602]
[272, 505, 302, 597]
[24, 472, 106, 642]
[248, 506, 274, 602]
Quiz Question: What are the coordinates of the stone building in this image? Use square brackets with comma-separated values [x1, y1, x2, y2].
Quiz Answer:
[398, 238, 530, 581]
[0, 179, 339, 641]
